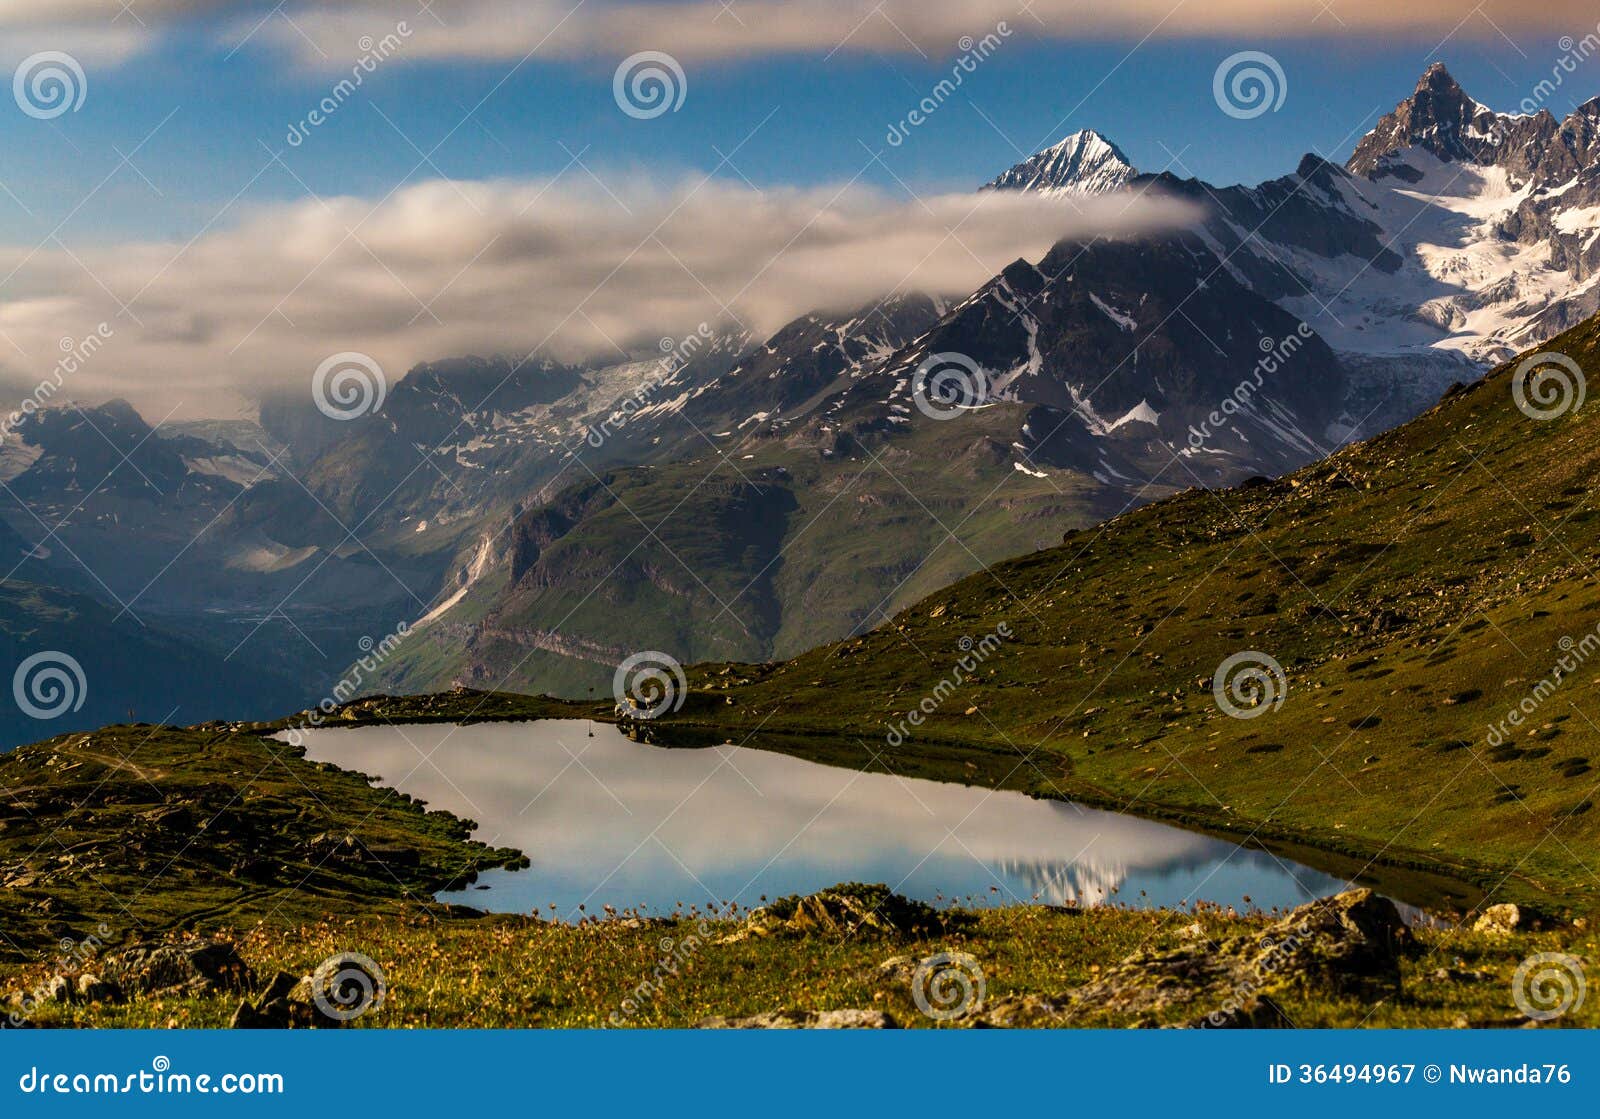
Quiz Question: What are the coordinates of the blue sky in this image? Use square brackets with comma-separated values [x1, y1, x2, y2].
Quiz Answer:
[0, 27, 1592, 244]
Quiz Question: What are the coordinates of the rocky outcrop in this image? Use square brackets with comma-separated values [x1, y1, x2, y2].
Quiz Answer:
[229, 954, 386, 1029]
[97, 940, 254, 999]
[699, 887, 1407, 1030]
[976, 889, 1405, 1028]
[716, 882, 955, 943]
[229, 971, 321, 1029]
[696, 1009, 897, 1029]
[8, 939, 254, 1014]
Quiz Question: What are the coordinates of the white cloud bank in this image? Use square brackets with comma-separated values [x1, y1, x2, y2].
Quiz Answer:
[2, 0, 1594, 66]
[0, 177, 1199, 420]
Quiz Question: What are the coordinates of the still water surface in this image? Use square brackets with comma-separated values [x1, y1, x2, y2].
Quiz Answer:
[297, 720, 1352, 916]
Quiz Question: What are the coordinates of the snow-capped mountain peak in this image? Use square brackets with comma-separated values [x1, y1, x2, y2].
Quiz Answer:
[1349, 63, 1500, 177]
[981, 129, 1137, 196]
[1345, 62, 1588, 188]
[1301, 63, 1600, 367]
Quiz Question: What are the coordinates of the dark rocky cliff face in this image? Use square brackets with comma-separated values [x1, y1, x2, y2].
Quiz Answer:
[1347, 62, 1600, 191]
[840, 233, 1348, 479]
[1138, 157, 1402, 300]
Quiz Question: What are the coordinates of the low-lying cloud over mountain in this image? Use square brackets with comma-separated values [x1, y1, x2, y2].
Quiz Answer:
[0, 178, 1196, 420]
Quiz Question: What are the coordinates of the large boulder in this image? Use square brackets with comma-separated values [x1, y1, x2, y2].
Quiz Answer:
[1252, 887, 1407, 992]
[229, 955, 386, 1029]
[1472, 903, 1521, 936]
[97, 940, 253, 999]
[229, 971, 320, 1029]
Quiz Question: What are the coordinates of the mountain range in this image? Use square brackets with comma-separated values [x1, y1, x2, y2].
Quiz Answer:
[2, 62, 1599, 744]
[669, 303, 1600, 911]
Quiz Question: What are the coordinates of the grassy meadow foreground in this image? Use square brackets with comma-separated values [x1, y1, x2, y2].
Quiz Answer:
[2, 718, 1592, 1029]
[5, 886, 1595, 1029]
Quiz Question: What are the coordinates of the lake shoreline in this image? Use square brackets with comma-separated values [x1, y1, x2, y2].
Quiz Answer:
[258, 692, 1503, 917]
[2, 705, 1583, 1031]
[293, 718, 1353, 918]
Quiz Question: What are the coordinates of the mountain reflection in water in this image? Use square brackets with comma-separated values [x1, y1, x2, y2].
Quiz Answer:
[295, 720, 1348, 916]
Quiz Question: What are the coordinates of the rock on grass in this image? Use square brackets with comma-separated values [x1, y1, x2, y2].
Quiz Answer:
[696, 1009, 897, 1029]
[718, 882, 956, 943]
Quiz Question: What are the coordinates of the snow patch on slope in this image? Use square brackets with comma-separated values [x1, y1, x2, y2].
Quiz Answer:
[416, 533, 498, 629]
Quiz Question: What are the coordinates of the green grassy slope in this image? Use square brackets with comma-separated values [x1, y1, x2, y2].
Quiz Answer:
[375, 404, 1159, 697]
[654, 316, 1600, 911]
[0, 722, 525, 961]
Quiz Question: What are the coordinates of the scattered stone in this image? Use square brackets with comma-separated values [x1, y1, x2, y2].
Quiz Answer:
[696, 1008, 897, 1029]
[75, 974, 120, 1004]
[229, 970, 322, 1029]
[306, 833, 365, 865]
[872, 950, 985, 1004]
[610, 916, 674, 930]
[1472, 903, 1521, 936]
[1430, 965, 1491, 984]
[975, 994, 1076, 1028]
[874, 954, 917, 988]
